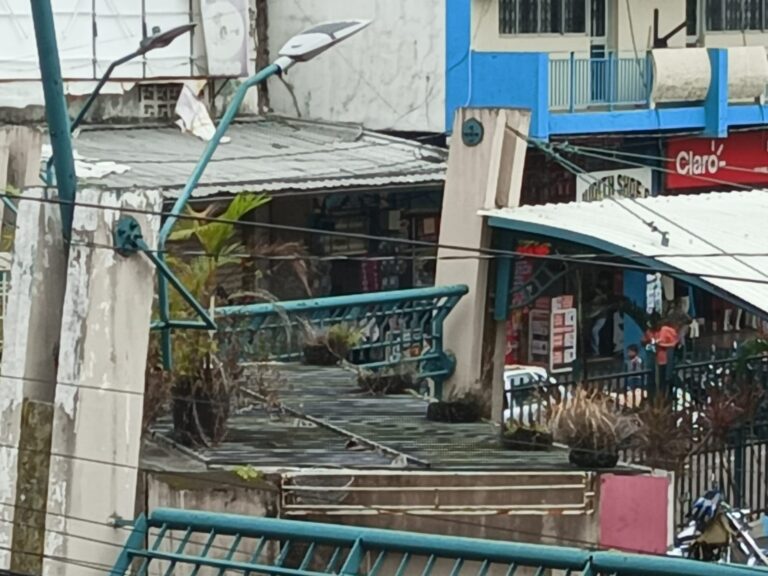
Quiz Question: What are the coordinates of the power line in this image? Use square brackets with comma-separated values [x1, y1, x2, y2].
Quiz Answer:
[9, 193, 768, 286]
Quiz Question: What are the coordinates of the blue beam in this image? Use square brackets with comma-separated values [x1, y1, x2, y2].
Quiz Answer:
[445, 0, 471, 131]
[704, 48, 728, 137]
[727, 103, 768, 126]
[31, 0, 77, 241]
[548, 106, 707, 136]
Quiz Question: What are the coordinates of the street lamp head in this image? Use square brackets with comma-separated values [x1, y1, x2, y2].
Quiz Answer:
[139, 22, 196, 55]
[275, 19, 371, 71]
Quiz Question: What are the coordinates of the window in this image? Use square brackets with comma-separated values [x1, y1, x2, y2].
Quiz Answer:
[499, 0, 587, 34]
[705, 0, 767, 30]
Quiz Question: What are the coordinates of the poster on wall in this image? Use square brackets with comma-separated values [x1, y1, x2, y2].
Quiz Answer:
[201, 0, 250, 77]
[505, 242, 551, 365]
[528, 298, 551, 367]
[576, 168, 653, 202]
[550, 295, 577, 374]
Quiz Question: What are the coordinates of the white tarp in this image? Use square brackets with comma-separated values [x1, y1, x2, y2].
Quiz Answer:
[482, 190, 768, 315]
[0, 1, 197, 81]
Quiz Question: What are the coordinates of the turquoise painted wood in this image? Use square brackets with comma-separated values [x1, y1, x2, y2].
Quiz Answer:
[112, 508, 768, 576]
[215, 285, 468, 396]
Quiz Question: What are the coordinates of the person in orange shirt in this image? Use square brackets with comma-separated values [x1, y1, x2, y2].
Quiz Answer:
[643, 316, 680, 395]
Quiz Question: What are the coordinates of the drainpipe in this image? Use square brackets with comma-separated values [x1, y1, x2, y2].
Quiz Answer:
[253, 0, 271, 113]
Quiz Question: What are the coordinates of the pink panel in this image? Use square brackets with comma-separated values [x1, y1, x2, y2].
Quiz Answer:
[599, 474, 669, 554]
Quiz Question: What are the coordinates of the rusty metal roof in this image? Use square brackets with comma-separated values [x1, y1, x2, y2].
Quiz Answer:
[68, 116, 447, 197]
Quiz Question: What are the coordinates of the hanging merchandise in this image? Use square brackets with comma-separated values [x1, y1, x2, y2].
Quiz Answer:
[646, 273, 663, 315]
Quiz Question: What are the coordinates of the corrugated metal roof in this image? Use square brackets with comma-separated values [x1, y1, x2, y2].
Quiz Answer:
[68, 117, 447, 197]
[482, 190, 768, 315]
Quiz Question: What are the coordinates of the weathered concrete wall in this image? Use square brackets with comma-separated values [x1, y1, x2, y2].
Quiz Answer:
[0, 188, 66, 572]
[267, 0, 444, 133]
[43, 188, 162, 576]
[143, 471, 279, 576]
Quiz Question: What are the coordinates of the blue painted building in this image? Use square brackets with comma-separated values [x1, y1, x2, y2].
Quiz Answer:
[447, 0, 768, 140]
[445, 0, 768, 370]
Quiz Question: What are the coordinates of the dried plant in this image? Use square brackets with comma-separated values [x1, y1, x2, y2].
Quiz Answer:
[699, 385, 746, 449]
[629, 397, 695, 472]
[246, 240, 312, 297]
[357, 364, 416, 396]
[548, 388, 642, 454]
[301, 322, 362, 365]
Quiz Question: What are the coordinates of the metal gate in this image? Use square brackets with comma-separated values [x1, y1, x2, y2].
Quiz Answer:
[113, 508, 766, 575]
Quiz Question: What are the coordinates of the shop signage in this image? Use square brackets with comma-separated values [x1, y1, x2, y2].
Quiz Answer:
[666, 131, 768, 190]
[550, 295, 577, 374]
[575, 168, 652, 202]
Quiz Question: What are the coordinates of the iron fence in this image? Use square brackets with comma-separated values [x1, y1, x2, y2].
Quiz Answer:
[506, 355, 768, 526]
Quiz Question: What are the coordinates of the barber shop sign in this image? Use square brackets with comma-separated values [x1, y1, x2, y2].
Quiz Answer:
[575, 168, 653, 202]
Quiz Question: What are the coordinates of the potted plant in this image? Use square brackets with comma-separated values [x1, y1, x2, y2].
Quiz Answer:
[302, 323, 362, 366]
[425, 390, 488, 424]
[501, 419, 553, 451]
[357, 364, 415, 396]
[628, 397, 694, 472]
[159, 192, 305, 446]
[548, 388, 642, 468]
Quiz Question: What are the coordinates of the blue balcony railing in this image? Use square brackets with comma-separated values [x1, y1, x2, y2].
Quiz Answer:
[549, 52, 652, 112]
[215, 285, 468, 395]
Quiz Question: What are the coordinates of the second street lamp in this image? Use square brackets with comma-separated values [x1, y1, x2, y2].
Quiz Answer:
[44, 23, 196, 188]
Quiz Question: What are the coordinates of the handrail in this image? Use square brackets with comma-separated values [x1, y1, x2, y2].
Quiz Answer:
[215, 285, 468, 397]
[111, 508, 768, 576]
[216, 285, 469, 316]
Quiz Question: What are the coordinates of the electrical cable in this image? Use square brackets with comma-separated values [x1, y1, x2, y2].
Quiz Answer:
[9, 193, 768, 286]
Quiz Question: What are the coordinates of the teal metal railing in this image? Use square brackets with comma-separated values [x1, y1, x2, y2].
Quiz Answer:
[112, 508, 767, 575]
[549, 52, 653, 112]
[215, 285, 468, 394]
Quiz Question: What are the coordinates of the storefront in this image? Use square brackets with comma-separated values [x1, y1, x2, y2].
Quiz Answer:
[492, 188, 768, 375]
[308, 190, 442, 296]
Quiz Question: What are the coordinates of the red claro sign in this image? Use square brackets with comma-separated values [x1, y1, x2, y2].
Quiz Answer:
[666, 131, 768, 190]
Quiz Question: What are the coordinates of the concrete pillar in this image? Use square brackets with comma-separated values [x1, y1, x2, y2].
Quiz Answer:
[0, 125, 43, 249]
[435, 109, 530, 398]
[0, 188, 67, 574]
[44, 188, 162, 576]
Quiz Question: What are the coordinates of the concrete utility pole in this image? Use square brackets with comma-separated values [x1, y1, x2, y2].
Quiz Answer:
[435, 108, 530, 416]
[0, 2, 161, 575]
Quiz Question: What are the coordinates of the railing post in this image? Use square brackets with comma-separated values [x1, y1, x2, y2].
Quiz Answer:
[607, 52, 614, 111]
[645, 51, 653, 104]
[569, 51, 576, 112]
[733, 427, 746, 508]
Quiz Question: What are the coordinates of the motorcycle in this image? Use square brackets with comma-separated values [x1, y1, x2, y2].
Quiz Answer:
[670, 488, 768, 566]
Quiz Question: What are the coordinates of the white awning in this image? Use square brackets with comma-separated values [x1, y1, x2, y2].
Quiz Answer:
[482, 190, 768, 316]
